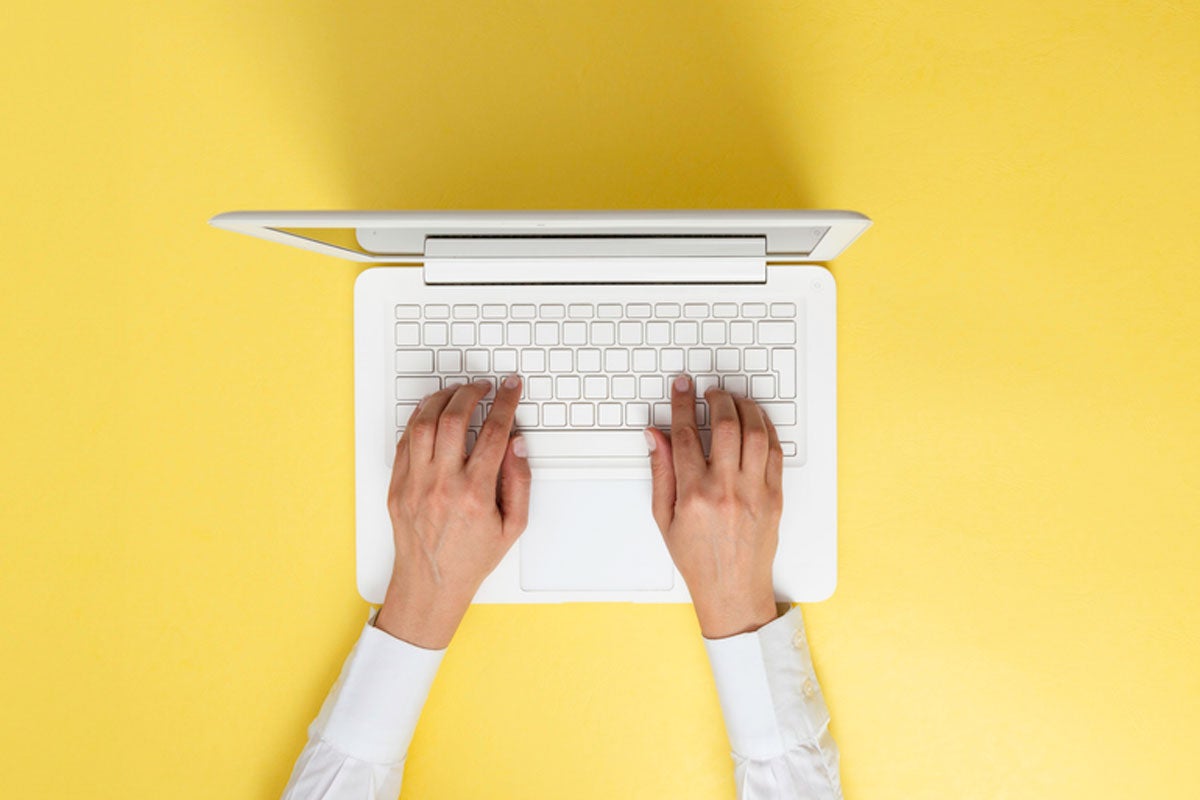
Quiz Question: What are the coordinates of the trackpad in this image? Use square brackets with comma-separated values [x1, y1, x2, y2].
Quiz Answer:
[519, 478, 675, 592]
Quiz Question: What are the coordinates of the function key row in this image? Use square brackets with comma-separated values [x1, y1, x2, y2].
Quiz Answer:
[395, 302, 797, 321]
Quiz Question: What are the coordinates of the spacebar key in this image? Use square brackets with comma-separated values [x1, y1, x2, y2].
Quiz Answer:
[520, 431, 650, 459]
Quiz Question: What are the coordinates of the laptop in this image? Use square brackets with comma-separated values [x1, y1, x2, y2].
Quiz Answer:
[209, 211, 871, 604]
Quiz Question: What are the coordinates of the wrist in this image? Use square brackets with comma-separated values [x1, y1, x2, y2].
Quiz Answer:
[692, 587, 779, 639]
[375, 579, 472, 649]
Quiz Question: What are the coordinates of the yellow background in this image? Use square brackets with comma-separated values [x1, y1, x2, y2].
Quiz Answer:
[2, 1, 1197, 797]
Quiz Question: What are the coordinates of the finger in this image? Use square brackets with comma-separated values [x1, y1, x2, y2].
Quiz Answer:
[706, 388, 742, 472]
[498, 435, 532, 538]
[668, 374, 706, 484]
[644, 427, 676, 534]
[388, 430, 411, 497]
[469, 374, 521, 476]
[733, 395, 769, 474]
[433, 380, 492, 464]
[763, 413, 785, 492]
[406, 385, 460, 463]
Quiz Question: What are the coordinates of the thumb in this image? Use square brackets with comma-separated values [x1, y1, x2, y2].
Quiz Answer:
[498, 435, 532, 538]
[644, 428, 676, 534]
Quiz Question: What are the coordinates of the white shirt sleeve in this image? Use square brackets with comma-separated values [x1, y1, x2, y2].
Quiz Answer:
[703, 606, 842, 800]
[280, 612, 445, 800]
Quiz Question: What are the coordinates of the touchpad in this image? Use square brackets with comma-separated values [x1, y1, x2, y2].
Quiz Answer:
[519, 478, 675, 592]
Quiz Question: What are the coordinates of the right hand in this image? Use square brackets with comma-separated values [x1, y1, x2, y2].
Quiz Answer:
[644, 375, 784, 639]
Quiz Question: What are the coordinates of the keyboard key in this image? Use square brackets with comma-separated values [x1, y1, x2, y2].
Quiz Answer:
[540, 304, 566, 319]
[584, 376, 607, 399]
[534, 322, 560, 345]
[563, 322, 588, 345]
[542, 403, 567, 427]
[465, 350, 489, 372]
[479, 322, 504, 345]
[598, 403, 622, 427]
[729, 321, 755, 345]
[655, 303, 681, 318]
[425, 305, 450, 319]
[626, 403, 650, 427]
[437, 349, 462, 372]
[521, 349, 546, 373]
[577, 348, 601, 372]
[769, 302, 797, 318]
[512, 304, 537, 319]
[752, 374, 777, 398]
[701, 321, 726, 344]
[645, 322, 671, 345]
[760, 402, 797, 426]
[570, 403, 595, 426]
[470, 405, 484, 427]
[639, 376, 665, 399]
[482, 304, 507, 319]
[528, 376, 553, 399]
[567, 303, 593, 319]
[612, 376, 637, 399]
[773, 349, 797, 398]
[396, 376, 441, 399]
[618, 321, 642, 345]
[507, 322, 532, 346]
[395, 350, 433, 373]
[515, 403, 538, 428]
[627, 303, 652, 318]
[423, 322, 448, 346]
[493, 349, 518, 373]
[759, 321, 796, 345]
[744, 348, 769, 371]
[723, 375, 748, 395]
[674, 321, 699, 345]
[557, 376, 582, 399]
[604, 349, 629, 372]
[549, 349, 573, 372]
[716, 348, 740, 371]
[632, 349, 657, 372]
[395, 305, 420, 319]
[660, 348, 684, 373]
[453, 304, 478, 319]
[696, 375, 721, 396]
[395, 402, 420, 427]
[653, 403, 671, 427]
[780, 441, 798, 457]
[684, 303, 709, 318]
[395, 323, 420, 346]
[741, 302, 767, 318]
[688, 349, 712, 373]
[695, 403, 708, 426]
[597, 304, 622, 319]
[713, 303, 738, 318]
[451, 322, 476, 346]
[591, 321, 616, 345]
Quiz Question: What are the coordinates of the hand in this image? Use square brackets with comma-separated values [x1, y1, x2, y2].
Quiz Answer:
[645, 375, 784, 639]
[375, 375, 531, 649]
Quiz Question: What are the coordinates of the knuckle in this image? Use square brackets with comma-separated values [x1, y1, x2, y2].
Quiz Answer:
[410, 417, 436, 437]
[714, 418, 739, 438]
[438, 410, 468, 428]
[744, 427, 768, 446]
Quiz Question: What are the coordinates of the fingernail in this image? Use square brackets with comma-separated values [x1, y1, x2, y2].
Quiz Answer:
[512, 436, 528, 458]
[643, 428, 656, 452]
[673, 374, 690, 393]
[503, 373, 520, 390]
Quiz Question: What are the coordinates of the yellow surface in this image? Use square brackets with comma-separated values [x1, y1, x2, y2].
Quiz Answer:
[2, 2, 1197, 797]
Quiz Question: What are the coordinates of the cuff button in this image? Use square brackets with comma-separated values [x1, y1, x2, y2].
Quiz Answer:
[802, 678, 816, 698]
[792, 629, 806, 650]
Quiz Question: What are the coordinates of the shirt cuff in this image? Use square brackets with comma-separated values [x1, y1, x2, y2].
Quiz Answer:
[308, 610, 446, 765]
[703, 606, 832, 760]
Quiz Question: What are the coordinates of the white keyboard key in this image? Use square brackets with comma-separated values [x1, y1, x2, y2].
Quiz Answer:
[540, 304, 566, 319]
[645, 321, 671, 345]
[713, 303, 738, 318]
[780, 441, 798, 457]
[760, 402, 797, 426]
[479, 322, 504, 345]
[534, 322, 560, 345]
[639, 376, 665, 399]
[493, 349, 518, 373]
[396, 376, 441, 399]
[612, 376, 637, 399]
[598, 403, 622, 427]
[655, 303, 681, 318]
[528, 376, 554, 399]
[465, 350, 489, 373]
[577, 348, 601, 372]
[627, 303, 652, 318]
[521, 349, 546, 373]
[437, 349, 462, 373]
[451, 322, 476, 346]
[453, 304, 478, 319]
[653, 403, 671, 427]
[482, 304, 507, 319]
[423, 323, 448, 346]
[604, 349, 630, 372]
[542, 403, 567, 427]
[730, 321, 755, 345]
[507, 322, 532, 346]
[684, 303, 709, 318]
[466, 431, 477, 450]
[688, 349, 712, 373]
[660, 348, 684, 373]
[584, 376, 607, 399]
[752, 374, 776, 398]
[512, 304, 537, 319]
[567, 304, 593, 319]
[570, 403, 595, 426]
[470, 405, 484, 427]
[395, 402, 420, 427]
[626, 403, 650, 427]
[742, 302, 767, 318]
[395, 323, 420, 346]
[591, 321, 616, 345]
[744, 348, 769, 371]
[773, 349, 797, 398]
[518, 430, 652, 458]
[597, 304, 622, 319]
[674, 321, 699, 345]
[563, 321, 588, 345]
[759, 321, 796, 344]
[549, 349, 573, 372]
[716, 348, 740, 371]
[395, 350, 433, 373]
[425, 304, 450, 319]
[632, 349, 657, 372]
[770, 302, 797, 318]
[618, 321, 643, 345]
[515, 403, 539, 428]
[557, 376, 582, 399]
[695, 375, 721, 396]
[701, 321, 726, 345]
[695, 403, 708, 426]
[395, 305, 420, 319]
[723, 375, 748, 395]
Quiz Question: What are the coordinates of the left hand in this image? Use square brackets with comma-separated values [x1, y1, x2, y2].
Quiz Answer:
[375, 375, 531, 649]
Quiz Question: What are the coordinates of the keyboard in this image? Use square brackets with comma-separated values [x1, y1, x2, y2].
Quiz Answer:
[392, 300, 804, 464]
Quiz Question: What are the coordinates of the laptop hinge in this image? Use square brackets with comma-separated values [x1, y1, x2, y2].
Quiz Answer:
[422, 236, 767, 284]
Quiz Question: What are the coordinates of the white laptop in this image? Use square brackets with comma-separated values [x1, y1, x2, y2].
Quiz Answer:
[209, 211, 870, 604]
